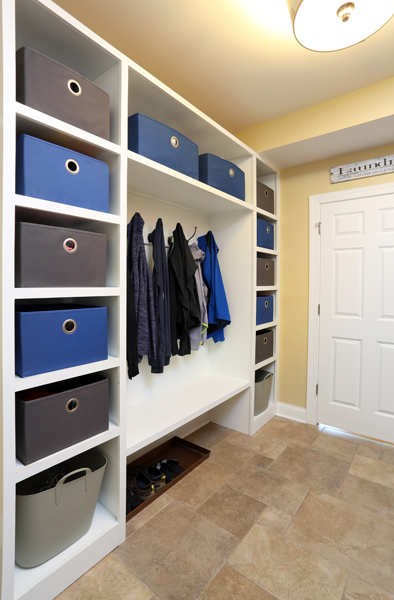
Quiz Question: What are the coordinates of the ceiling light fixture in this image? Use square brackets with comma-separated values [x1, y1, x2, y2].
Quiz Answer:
[286, 0, 394, 52]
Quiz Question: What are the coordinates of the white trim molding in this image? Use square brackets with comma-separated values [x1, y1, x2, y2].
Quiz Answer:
[276, 402, 306, 423]
[307, 181, 394, 426]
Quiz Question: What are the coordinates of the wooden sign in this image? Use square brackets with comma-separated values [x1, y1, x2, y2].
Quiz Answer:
[331, 155, 394, 183]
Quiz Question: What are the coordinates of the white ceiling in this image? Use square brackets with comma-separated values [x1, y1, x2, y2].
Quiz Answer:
[53, 0, 394, 135]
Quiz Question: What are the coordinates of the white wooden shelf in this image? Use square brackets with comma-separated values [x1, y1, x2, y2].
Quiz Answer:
[255, 354, 278, 370]
[126, 374, 250, 455]
[127, 152, 254, 216]
[14, 287, 120, 299]
[256, 286, 278, 293]
[14, 356, 121, 392]
[256, 247, 278, 256]
[15, 195, 121, 225]
[256, 207, 278, 221]
[256, 320, 278, 331]
[15, 422, 119, 483]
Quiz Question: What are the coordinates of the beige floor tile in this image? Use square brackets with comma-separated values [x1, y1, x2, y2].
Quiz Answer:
[257, 506, 294, 535]
[381, 443, 394, 465]
[339, 473, 394, 522]
[185, 422, 232, 449]
[115, 500, 238, 600]
[197, 484, 266, 538]
[226, 430, 288, 458]
[269, 444, 350, 495]
[321, 426, 382, 452]
[209, 440, 254, 472]
[166, 460, 233, 510]
[357, 444, 382, 460]
[229, 523, 346, 600]
[311, 432, 358, 462]
[342, 573, 394, 600]
[256, 417, 321, 448]
[286, 489, 394, 591]
[247, 453, 274, 469]
[56, 554, 153, 600]
[349, 454, 394, 489]
[227, 461, 308, 517]
[126, 493, 173, 537]
[200, 564, 278, 600]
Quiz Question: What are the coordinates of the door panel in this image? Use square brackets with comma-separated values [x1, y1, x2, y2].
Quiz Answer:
[318, 193, 394, 442]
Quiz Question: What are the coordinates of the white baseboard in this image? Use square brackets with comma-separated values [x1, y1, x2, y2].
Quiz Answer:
[276, 402, 307, 423]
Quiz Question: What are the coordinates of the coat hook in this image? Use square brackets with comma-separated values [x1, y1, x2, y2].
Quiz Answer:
[187, 227, 197, 242]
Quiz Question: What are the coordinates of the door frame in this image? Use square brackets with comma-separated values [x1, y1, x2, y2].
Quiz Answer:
[306, 181, 394, 425]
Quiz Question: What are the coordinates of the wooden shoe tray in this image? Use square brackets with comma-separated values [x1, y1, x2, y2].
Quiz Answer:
[126, 436, 210, 521]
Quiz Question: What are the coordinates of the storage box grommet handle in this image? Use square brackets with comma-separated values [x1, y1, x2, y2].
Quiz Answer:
[62, 319, 77, 334]
[67, 79, 82, 96]
[63, 238, 78, 253]
[265, 190, 268, 196]
[264, 337, 268, 344]
[171, 136, 179, 148]
[66, 398, 79, 413]
[55, 467, 92, 505]
[266, 225, 270, 234]
[265, 263, 269, 270]
[229, 168, 235, 177]
[265, 300, 269, 308]
[65, 159, 80, 174]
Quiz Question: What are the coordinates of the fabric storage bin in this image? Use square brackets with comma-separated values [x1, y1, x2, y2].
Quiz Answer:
[16, 47, 110, 140]
[198, 153, 245, 201]
[15, 448, 107, 567]
[254, 370, 273, 416]
[16, 134, 109, 213]
[15, 304, 108, 377]
[15, 222, 107, 288]
[257, 181, 275, 213]
[257, 217, 274, 250]
[255, 329, 274, 364]
[16, 374, 109, 465]
[128, 113, 199, 179]
[256, 295, 274, 325]
[257, 257, 275, 286]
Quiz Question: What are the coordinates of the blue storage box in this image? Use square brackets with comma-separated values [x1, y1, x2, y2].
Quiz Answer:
[15, 304, 108, 377]
[257, 218, 274, 250]
[128, 113, 199, 179]
[256, 295, 274, 325]
[16, 134, 109, 213]
[199, 153, 245, 201]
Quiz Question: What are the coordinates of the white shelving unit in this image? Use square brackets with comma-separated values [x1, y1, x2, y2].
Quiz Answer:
[0, 1, 278, 598]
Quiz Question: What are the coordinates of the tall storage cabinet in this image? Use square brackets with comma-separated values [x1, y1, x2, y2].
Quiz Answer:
[0, 1, 278, 598]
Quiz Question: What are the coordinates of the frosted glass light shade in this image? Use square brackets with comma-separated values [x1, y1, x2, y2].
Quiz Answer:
[286, 0, 394, 51]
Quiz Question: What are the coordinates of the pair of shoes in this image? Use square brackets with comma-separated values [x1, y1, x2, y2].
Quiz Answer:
[126, 487, 141, 513]
[129, 463, 167, 491]
[127, 469, 155, 502]
[153, 459, 185, 482]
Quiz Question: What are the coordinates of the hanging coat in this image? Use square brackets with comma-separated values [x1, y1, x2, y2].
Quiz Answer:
[197, 231, 230, 342]
[168, 223, 201, 356]
[126, 212, 156, 378]
[189, 242, 208, 351]
[148, 218, 171, 373]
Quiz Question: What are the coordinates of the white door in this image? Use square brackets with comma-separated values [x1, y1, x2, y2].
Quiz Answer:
[317, 191, 394, 442]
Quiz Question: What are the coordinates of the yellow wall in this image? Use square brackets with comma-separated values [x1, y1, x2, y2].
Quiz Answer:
[279, 143, 394, 409]
[237, 76, 394, 153]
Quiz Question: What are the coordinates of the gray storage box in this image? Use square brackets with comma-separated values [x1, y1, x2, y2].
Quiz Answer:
[15, 222, 107, 287]
[15, 448, 107, 567]
[16, 47, 110, 140]
[255, 329, 274, 364]
[257, 181, 275, 214]
[257, 257, 275, 286]
[16, 374, 109, 465]
[254, 370, 273, 416]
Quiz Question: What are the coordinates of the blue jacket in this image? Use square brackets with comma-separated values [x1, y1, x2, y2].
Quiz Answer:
[197, 231, 230, 342]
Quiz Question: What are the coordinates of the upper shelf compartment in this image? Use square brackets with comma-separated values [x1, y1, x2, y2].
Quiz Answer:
[15, 0, 122, 146]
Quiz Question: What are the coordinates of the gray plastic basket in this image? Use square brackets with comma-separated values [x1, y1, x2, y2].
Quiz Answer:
[15, 448, 107, 568]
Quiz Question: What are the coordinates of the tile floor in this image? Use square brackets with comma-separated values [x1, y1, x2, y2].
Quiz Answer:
[57, 417, 394, 600]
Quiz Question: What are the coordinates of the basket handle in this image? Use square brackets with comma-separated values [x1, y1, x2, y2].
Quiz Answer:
[55, 467, 92, 505]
